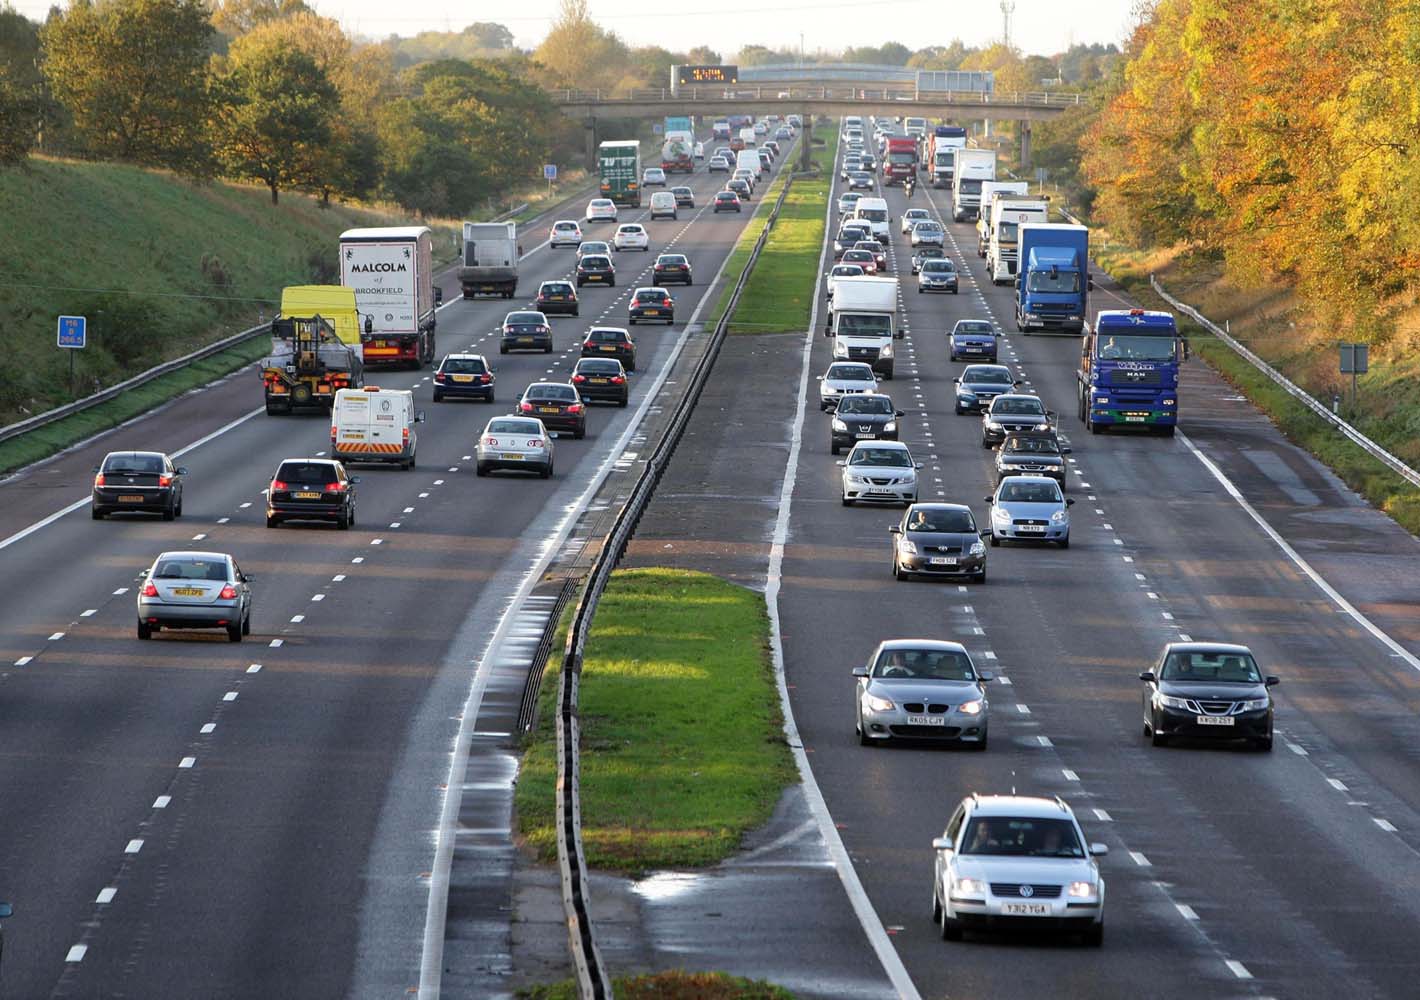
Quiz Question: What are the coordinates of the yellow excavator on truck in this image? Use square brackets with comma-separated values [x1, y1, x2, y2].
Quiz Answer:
[260, 286, 365, 415]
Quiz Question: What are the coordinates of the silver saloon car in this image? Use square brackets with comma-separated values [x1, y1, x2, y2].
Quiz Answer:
[476, 416, 554, 478]
[854, 639, 993, 746]
[136, 550, 252, 642]
[839, 440, 921, 506]
[986, 475, 1074, 547]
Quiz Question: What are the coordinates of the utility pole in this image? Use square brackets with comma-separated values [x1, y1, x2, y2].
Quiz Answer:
[799, 33, 805, 67]
[1000, 0, 1015, 49]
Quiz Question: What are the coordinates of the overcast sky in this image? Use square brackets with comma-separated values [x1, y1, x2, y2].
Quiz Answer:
[14, 0, 1139, 57]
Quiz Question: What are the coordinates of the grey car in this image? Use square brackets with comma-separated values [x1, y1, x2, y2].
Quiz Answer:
[917, 258, 958, 294]
[136, 550, 252, 642]
[981, 393, 1053, 447]
[910, 220, 946, 247]
[932, 794, 1107, 944]
[1141, 642, 1278, 750]
[839, 440, 921, 506]
[986, 475, 1074, 547]
[853, 639, 993, 746]
[996, 432, 1069, 486]
[954, 365, 1020, 414]
[891, 503, 988, 582]
[476, 416, 554, 478]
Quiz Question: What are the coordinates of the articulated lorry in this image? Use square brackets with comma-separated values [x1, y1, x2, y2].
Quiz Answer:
[926, 127, 967, 188]
[883, 136, 918, 185]
[598, 140, 642, 207]
[1077, 308, 1182, 435]
[951, 148, 997, 222]
[975, 181, 1029, 256]
[986, 197, 1050, 284]
[661, 130, 695, 173]
[458, 222, 518, 299]
[339, 227, 441, 368]
[825, 276, 898, 379]
[1015, 223, 1090, 334]
[260, 285, 364, 414]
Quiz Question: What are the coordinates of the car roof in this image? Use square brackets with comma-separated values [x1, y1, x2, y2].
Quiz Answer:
[851, 439, 908, 450]
[992, 393, 1041, 401]
[154, 550, 233, 563]
[525, 381, 574, 392]
[998, 475, 1061, 486]
[877, 638, 969, 654]
[634, 286, 670, 293]
[277, 456, 338, 466]
[104, 450, 166, 459]
[553, 219, 579, 226]
[440, 353, 487, 362]
[539, 279, 572, 287]
[905, 502, 972, 514]
[1163, 641, 1255, 656]
[965, 795, 1077, 820]
[963, 364, 1012, 375]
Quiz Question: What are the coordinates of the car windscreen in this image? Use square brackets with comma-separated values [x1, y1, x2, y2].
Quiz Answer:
[1027, 270, 1081, 293]
[1161, 651, 1262, 683]
[1004, 436, 1059, 454]
[849, 448, 911, 467]
[580, 257, 611, 268]
[104, 453, 164, 474]
[842, 252, 874, 264]
[914, 221, 942, 232]
[506, 313, 544, 325]
[153, 556, 229, 581]
[837, 396, 893, 415]
[441, 357, 486, 374]
[856, 209, 888, 222]
[964, 368, 1012, 384]
[960, 817, 1084, 858]
[526, 385, 576, 402]
[922, 261, 954, 273]
[1096, 334, 1177, 361]
[993, 398, 1045, 415]
[826, 365, 872, 380]
[276, 462, 338, 483]
[914, 248, 945, 260]
[955, 322, 993, 334]
[873, 647, 975, 680]
[904, 509, 976, 533]
[838, 314, 892, 337]
[578, 360, 622, 374]
[998, 482, 1062, 503]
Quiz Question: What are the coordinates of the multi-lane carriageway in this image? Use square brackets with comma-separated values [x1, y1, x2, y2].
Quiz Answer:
[0, 131, 782, 997]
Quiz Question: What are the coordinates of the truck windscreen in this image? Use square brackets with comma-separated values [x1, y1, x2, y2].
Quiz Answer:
[1096, 335, 1177, 361]
[959, 179, 982, 195]
[838, 314, 892, 337]
[1027, 271, 1080, 293]
[998, 222, 1020, 242]
[889, 153, 915, 164]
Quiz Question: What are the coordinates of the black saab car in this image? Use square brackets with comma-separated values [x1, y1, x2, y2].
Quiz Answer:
[500, 310, 552, 354]
[981, 394, 1053, 448]
[432, 353, 496, 403]
[1140, 642, 1278, 750]
[92, 450, 186, 520]
[517, 382, 586, 438]
[889, 503, 988, 582]
[575, 254, 616, 287]
[266, 458, 358, 529]
[581, 327, 636, 370]
[830, 392, 904, 454]
[652, 253, 693, 285]
[954, 364, 1021, 415]
[571, 358, 629, 407]
[628, 287, 674, 325]
[995, 431, 1069, 486]
[535, 280, 579, 316]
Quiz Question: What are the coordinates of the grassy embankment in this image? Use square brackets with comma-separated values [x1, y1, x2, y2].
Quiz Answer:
[515, 568, 794, 875]
[1084, 233, 1420, 536]
[520, 971, 794, 1000]
[706, 125, 839, 333]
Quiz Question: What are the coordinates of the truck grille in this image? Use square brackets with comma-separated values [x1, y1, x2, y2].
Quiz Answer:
[1108, 369, 1163, 386]
[847, 347, 879, 360]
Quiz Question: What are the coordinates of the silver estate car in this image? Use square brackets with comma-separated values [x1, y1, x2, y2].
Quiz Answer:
[853, 639, 993, 746]
[839, 440, 921, 506]
[932, 794, 1107, 944]
[986, 475, 1074, 547]
[818, 361, 879, 411]
[476, 416, 554, 478]
[136, 550, 252, 642]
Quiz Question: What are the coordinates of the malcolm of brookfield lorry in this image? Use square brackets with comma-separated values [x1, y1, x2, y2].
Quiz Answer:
[1015, 222, 1090, 334]
[339, 226, 441, 368]
[1077, 308, 1182, 436]
[598, 140, 642, 207]
[458, 222, 518, 299]
[825, 275, 898, 379]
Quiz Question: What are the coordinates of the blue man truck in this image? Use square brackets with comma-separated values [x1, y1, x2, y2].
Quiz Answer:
[1077, 308, 1183, 436]
[1015, 223, 1090, 334]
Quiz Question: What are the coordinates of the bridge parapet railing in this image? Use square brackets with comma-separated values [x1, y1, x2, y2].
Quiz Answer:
[551, 87, 1085, 106]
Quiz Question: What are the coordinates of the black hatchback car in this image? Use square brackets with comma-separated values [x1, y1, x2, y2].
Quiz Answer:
[628, 288, 674, 325]
[535, 280, 579, 316]
[713, 190, 742, 213]
[581, 327, 636, 370]
[571, 358, 629, 407]
[1140, 642, 1278, 751]
[575, 254, 616, 287]
[830, 393, 904, 454]
[517, 382, 586, 438]
[432, 353, 496, 403]
[652, 253, 693, 286]
[501, 310, 552, 354]
[266, 458, 358, 529]
[92, 450, 187, 520]
[889, 503, 988, 582]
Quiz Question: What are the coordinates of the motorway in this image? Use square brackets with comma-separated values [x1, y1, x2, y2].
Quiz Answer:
[0, 132, 784, 998]
[768, 141, 1420, 998]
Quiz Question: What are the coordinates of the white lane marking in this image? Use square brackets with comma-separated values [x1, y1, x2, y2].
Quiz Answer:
[65, 944, 88, 963]
[113, 587, 128, 595]
[1287, 742, 1308, 755]
[223, 691, 238, 701]
[125, 839, 143, 854]
[351, 557, 364, 564]
[1129, 851, 1151, 867]
[433, 479, 445, 486]
[1146, 592, 1158, 600]
[1062, 768, 1079, 780]
[268, 639, 283, 647]
[1375, 817, 1398, 832]
[290, 615, 304, 623]
[246, 663, 261, 674]
[1175, 903, 1199, 920]
[1225, 960, 1253, 980]
[389, 522, 401, 529]
[96, 887, 117, 904]
[1093, 808, 1112, 822]
[998, 676, 1012, 686]
[982, 651, 996, 659]
[153, 795, 171, 809]
[1161, 612, 1175, 620]
[200, 723, 216, 734]
[1179, 429, 1420, 673]
[1122, 555, 1133, 563]
[370, 538, 383, 546]
[240, 502, 252, 508]
[14, 656, 32, 666]
[179, 756, 196, 768]
[332, 574, 346, 582]
[217, 517, 230, 524]
[1016, 704, 1031, 714]
[1327, 777, 1348, 791]
[311, 594, 325, 602]
[80, 609, 96, 617]
[1178, 633, 1192, 641]
[48, 632, 64, 641]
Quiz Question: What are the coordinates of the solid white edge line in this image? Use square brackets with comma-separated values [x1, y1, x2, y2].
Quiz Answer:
[762, 148, 923, 1000]
[1178, 430, 1420, 673]
[416, 185, 752, 1000]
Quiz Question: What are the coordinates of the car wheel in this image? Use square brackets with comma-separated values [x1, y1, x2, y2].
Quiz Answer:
[573, 308, 579, 317]
[266, 515, 279, 529]
[831, 439, 840, 455]
[433, 391, 443, 402]
[989, 533, 1000, 547]
[974, 569, 986, 583]
[618, 396, 628, 408]
[499, 344, 508, 354]
[1082, 921, 1104, 947]
[545, 345, 553, 354]
[162, 504, 175, 522]
[954, 405, 964, 415]
[1255, 734, 1274, 752]
[137, 621, 151, 640]
[487, 390, 496, 404]
[337, 512, 350, 530]
[476, 463, 489, 477]
[969, 731, 988, 751]
[841, 494, 852, 507]
[574, 425, 585, 440]
[92, 507, 104, 520]
[1058, 534, 1070, 549]
[175, 496, 183, 518]
[540, 461, 552, 480]
[227, 621, 242, 643]
[1151, 721, 1170, 748]
[940, 908, 963, 942]
[932, 886, 943, 922]
[981, 438, 992, 449]
[242, 609, 251, 635]
[858, 724, 873, 747]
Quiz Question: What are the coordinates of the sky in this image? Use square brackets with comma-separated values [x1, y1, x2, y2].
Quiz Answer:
[12, 0, 1139, 57]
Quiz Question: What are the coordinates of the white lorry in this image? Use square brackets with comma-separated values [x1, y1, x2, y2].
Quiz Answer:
[950, 148, 997, 223]
[457, 222, 518, 299]
[986, 197, 1050, 284]
[825, 276, 898, 379]
[339, 227, 441, 368]
[330, 385, 424, 469]
[975, 181, 1029, 256]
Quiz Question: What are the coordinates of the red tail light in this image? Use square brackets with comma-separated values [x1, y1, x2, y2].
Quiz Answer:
[480, 375, 492, 383]
[434, 372, 446, 382]
[325, 481, 346, 493]
[484, 436, 498, 447]
[218, 584, 237, 600]
[568, 404, 583, 414]
[519, 402, 533, 412]
[142, 581, 158, 597]
[158, 474, 173, 487]
[582, 340, 594, 349]
[611, 376, 626, 384]
[94, 473, 105, 487]
[271, 480, 287, 491]
[402, 427, 409, 441]
[572, 374, 586, 383]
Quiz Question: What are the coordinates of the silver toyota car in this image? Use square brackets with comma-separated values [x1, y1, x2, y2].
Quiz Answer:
[853, 639, 992, 747]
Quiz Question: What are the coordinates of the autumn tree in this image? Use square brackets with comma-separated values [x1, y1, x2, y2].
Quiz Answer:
[41, 0, 214, 169]
[534, 0, 628, 90]
[685, 45, 720, 65]
[210, 0, 312, 39]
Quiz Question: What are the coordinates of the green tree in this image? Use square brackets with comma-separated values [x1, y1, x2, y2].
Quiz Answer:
[908, 41, 969, 70]
[213, 41, 339, 203]
[41, 0, 214, 169]
[0, 63, 42, 164]
[685, 45, 720, 65]
[210, 0, 312, 39]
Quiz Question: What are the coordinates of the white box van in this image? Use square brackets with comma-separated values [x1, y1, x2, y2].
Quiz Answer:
[736, 149, 763, 178]
[852, 197, 891, 243]
[330, 386, 424, 469]
[648, 191, 678, 220]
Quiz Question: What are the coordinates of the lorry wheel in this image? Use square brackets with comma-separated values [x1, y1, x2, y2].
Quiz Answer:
[291, 384, 313, 405]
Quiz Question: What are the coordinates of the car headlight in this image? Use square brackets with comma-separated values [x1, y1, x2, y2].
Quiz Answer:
[1156, 693, 1191, 710]
[883, 421, 896, 433]
[863, 692, 895, 712]
[848, 474, 869, 484]
[1068, 880, 1097, 899]
[992, 507, 1010, 521]
[957, 390, 977, 400]
[832, 418, 847, 431]
[985, 420, 1003, 431]
[1051, 509, 1068, 523]
[952, 876, 986, 896]
[1239, 697, 1269, 712]
[969, 540, 985, 556]
[897, 538, 917, 555]
[880, 343, 894, 357]
[833, 342, 848, 357]
[958, 699, 983, 715]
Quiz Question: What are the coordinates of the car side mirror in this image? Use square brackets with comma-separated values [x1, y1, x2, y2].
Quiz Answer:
[1066, 498, 1075, 506]
[836, 460, 846, 467]
[978, 670, 994, 682]
[888, 525, 901, 534]
[982, 496, 993, 504]
[931, 837, 953, 852]
[1013, 379, 1022, 386]
[1265, 676, 1280, 687]
[348, 476, 361, 484]
[816, 375, 824, 381]
[242, 573, 254, 581]
[176, 466, 189, 475]
[915, 463, 924, 469]
[1090, 843, 1109, 857]
[1061, 446, 1072, 454]
[952, 377, 960, 384]
[138, 568, 149, 578]
[896, 410, 905, 417]
[415, 411, 426, 423]
[1047, 410, 1057, 418]
[1139, 671, 1157, 683]
[979, 529, 991, 539]
[852, 666, 870, 677]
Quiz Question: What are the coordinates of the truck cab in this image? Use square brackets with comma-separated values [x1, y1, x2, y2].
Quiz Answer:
[825, 276, 898, 379]
[1078, 309, 1181, 435]
[1015, 223, 1090, 334]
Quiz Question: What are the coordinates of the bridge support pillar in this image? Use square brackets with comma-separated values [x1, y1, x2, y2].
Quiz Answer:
[800, 111, 812, 172]
[1020, 122, 1033, 171]
[584, 117, 598, 172]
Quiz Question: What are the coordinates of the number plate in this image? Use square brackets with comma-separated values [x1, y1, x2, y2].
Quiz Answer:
[1002, 903, 1051, 916]
[1196, 715, 1235, 726]
[518, 337, 535, 344]
[600, 345, 616, 351]
[906, 715, 946, 726]
[539, 407, 559, 414]
[855, 432, 875, 439]
[295, 491, 322, 499]
[643, 309, 660, 316]
[1016, 525, 1046, 534]
[119, 495, 144, 502]
[590, 378, 609, 384]
[173, 587, 204, 597]
[501, 453, 525, 460]
[867, 488, 896, 495]
[1125, 415, 1146, 422]
[452, 374, 474, 382]
[930, 557, 957, 566]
